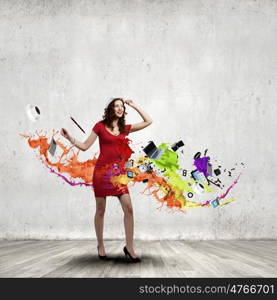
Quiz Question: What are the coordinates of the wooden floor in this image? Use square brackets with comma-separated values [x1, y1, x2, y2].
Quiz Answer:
[0, 240, 276, 278]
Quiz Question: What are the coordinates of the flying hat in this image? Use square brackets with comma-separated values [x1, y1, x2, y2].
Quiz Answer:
[25, 104, 41, 122]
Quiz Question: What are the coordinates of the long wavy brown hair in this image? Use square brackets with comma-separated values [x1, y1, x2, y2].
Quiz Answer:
[101, 98, 128, 133]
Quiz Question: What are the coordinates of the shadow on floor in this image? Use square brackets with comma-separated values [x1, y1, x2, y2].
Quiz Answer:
[66, 253, 157, 265]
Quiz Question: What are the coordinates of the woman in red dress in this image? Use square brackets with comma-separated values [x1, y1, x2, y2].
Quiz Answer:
[61, 98, 153, 262]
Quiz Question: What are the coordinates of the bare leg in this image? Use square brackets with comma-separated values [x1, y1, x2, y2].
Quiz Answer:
[117, 193, 139, 258]
[94, 196, 106, 256]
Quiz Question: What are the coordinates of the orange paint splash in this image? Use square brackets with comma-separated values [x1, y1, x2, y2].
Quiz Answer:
[19, 130, 238, 212]
[19, 130, 97, 184]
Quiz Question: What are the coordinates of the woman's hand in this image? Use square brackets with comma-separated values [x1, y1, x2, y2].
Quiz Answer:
[124, 99, 136, 107]
[61, 128, 71, 140]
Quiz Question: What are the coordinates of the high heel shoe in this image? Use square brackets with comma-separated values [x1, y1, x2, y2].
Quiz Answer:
[97, 245, 108, 260]
[123, 245, 141, 263]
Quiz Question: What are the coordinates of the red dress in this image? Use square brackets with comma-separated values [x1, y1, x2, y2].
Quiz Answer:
[92, 120, 133, 197]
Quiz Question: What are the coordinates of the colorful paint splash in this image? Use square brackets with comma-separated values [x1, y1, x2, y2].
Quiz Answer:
[19, 129, 244, 212]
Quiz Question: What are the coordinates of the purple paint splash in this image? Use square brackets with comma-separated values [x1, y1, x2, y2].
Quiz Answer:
[194, 156, 210, 177]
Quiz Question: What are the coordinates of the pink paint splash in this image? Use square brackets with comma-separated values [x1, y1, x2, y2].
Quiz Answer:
[45, 164, 93, 187]
[218, 172, 242, 200]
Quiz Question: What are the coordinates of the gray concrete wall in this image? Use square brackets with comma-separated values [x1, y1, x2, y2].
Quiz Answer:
[1, 0, 277, 240]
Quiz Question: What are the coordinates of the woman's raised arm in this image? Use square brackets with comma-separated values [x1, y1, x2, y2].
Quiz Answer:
[124, 99, 153, 133]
